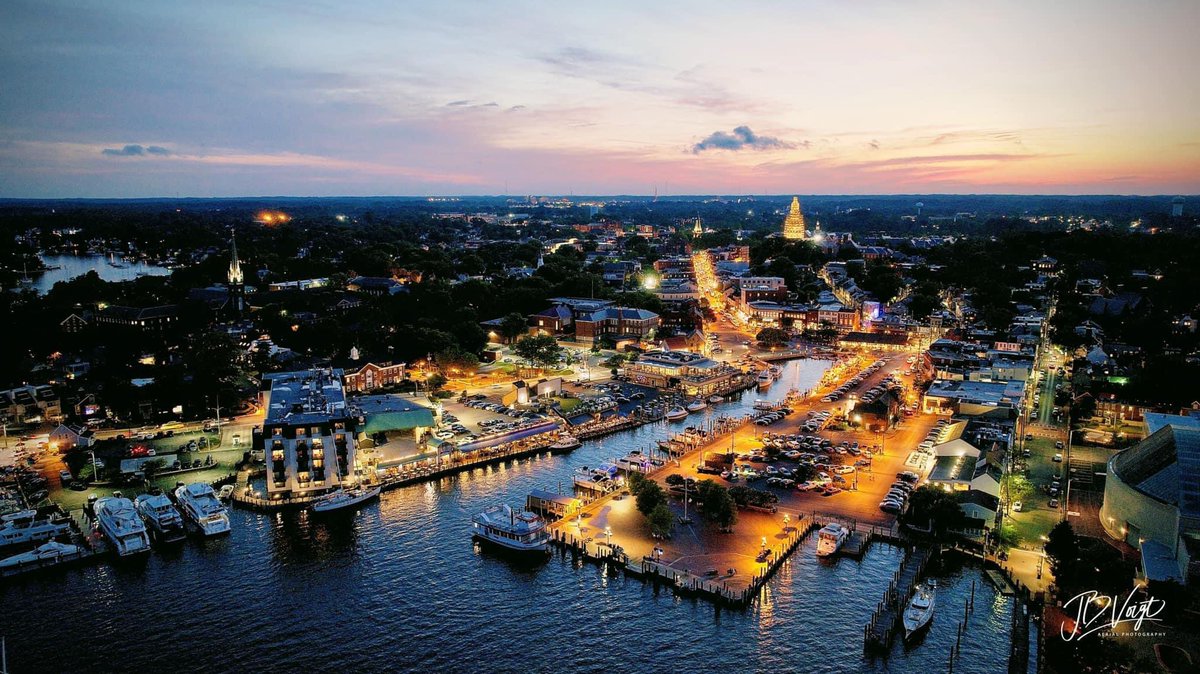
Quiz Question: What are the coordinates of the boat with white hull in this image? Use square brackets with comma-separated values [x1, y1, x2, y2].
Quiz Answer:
[573, 465, 620, 493]
[472, 504, 550, 553]
[95, 497, 151, 557]
[815, 523, 849, 557]
[756, 370, 773, 389]
[0, 541, 85, 570]
[665, 407, 688, 422]
[903, 579, 937, 640]
[685, 399, 707, 413]
[134, 493, 186, 544]
[174, 483, 232, 537]
[549, 435, 582, 453]
[0, 510, 72, 549]
[311, 485, 381, 514]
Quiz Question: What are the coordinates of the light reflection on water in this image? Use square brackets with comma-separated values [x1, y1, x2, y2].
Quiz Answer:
[2, 359, 1019, 674]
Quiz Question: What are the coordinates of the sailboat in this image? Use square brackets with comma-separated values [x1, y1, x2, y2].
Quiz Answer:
[310, 457, 380, 514]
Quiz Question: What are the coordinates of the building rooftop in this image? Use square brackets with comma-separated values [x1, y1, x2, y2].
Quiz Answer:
[1111, 424, 1200, 519]
[926, 379, 1024, 407]
[262, 368, 349, 424]
[930, 453, 977, 483]
[353, 394, 436, 433]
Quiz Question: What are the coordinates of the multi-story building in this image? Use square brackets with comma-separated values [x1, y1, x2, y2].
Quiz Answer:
[259, 368, 360, 498]
[94, 305, 180, 331]
[341, 354, 406, 393]
[0, 385, 63, 424]
[574, 307, 660, 344]
[624, 350, 741, 396]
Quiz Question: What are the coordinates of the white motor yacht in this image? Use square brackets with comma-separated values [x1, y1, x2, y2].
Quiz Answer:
[903, 579, 937, 640]
[0, 510, 72, 549]
[686, 399, 707, 413]
[174, 483, 232, 537]
[707, 394, 724, 404]
[665, 407, 688, 421]
[472, 504, 550, 553]
[549, 435, 582, 454]
[0, 541, 84, 569]
[134, 493, 186, 543]
[815, 523, 849, 557]
[95, 497, 151, 557]
[756, 370, 773, 389]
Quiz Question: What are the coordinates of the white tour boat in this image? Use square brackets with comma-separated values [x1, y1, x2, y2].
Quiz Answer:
[665, 407, 689, 421]
[756, 370, 773, 389]
[549, 435, 582, 454]
[685, 399, 708, 413]
[95, 496, 151, 557]
[134, 493, 186, 544]
[310, 484, 381, 514]
[903, 579, 937, 640]
[815, 523, 850, 557]
[174, 483, 232, 537]
[472, 504, 551, 553]
[0, 510, 72, 549]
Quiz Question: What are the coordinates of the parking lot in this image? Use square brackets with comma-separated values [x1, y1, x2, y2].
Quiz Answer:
[659, 353, 940, 527]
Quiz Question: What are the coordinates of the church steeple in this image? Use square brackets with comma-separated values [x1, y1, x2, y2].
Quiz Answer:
[692, 217, 703, 236]
[226, 229, 244, 315]
[227, 231, 243, 285]
[782, 196, 807, 240]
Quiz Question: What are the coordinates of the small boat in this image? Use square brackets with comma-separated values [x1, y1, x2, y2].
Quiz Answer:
[95, 496, 151, 557]
[616, 451, 652, 473]
[573, 465, 620, 492]
[665, 407, 689, 421]
[686, 399, 707, 413]
[472, 504, 551, 553]
[753, 399, 776, 410]
[0, 510, 72, 549]
[0, 541, 84, 569]
[134, 493, 186, 544]
[549, 435, 582, 454]
[707, 394, 724, 404]
[174, 483, 232, 537]
[815, 523, 849, 557]
[770, 365, 782, 376]
[310, 485, 382, 514]
[903, 579, 937, 640]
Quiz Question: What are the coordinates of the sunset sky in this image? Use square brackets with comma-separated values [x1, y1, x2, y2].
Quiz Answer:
[1, 0, 1198, 197]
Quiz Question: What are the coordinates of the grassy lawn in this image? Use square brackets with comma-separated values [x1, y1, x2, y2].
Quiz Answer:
[50, 449, 241, 512]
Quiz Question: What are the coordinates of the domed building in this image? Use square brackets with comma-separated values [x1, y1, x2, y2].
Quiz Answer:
[1100, 413, 1200, 584]
[782, 196, 807, 240]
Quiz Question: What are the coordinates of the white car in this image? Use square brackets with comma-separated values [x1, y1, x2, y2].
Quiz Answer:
[1012, 501, 1023, 512]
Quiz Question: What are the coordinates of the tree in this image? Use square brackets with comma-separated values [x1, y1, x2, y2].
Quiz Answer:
[626, 471, 648, 496]
[435, 346, 480, 375]
[695, 479, 737, 530]
[902, 485, 966, 537]
[756, 327, 789, 347]
[140, 458, 167, 482]
[635, 480, 666, 516]
[425, 373, 447, 393]
[513, 334, 563, 369]
[648, 503, 674, 538]
[1044, 520, 1081, 586]
[498, 312, 529, 343]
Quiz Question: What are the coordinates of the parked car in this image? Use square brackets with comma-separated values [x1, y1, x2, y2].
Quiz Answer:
[1012, 501, 1023, 512]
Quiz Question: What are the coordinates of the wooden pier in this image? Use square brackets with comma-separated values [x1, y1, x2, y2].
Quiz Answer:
[550, 513, 822, 607]
[863, 545, 935, 650]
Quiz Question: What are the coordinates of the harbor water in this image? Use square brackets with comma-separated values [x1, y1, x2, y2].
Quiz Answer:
[0, 359, 1017, 673]
[28, 254, 171, 294]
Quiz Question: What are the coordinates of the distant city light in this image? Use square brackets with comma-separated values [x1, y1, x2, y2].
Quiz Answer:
[256, 210, 290, 225]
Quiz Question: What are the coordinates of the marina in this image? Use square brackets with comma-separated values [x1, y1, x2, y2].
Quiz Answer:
[0, 359, 1025, 673]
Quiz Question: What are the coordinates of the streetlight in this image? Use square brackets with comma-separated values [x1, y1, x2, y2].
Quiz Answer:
[605, 526, 612, 548]
[783, 513, 791, 531]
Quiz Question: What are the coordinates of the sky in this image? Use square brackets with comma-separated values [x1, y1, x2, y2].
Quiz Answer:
[1, 0, 1198, 198]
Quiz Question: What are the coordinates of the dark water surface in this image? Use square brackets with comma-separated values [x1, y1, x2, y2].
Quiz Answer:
[1, 360, 1017, 674]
